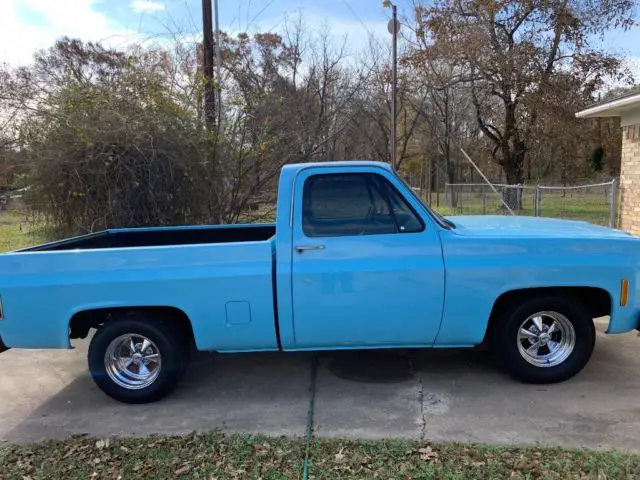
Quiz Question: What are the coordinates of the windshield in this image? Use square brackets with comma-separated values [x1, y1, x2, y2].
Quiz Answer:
[394, 172, 455, 229]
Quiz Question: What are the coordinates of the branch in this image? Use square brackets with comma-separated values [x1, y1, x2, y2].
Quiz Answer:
[471, 85, 502, 146]
[509, 6, 535, 36]
[544, 1, 568, 77]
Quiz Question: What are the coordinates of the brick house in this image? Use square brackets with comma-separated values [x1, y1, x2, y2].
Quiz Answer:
[576, 89, 640, 235]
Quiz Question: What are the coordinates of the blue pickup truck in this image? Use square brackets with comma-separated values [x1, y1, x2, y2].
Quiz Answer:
[0, 161, 638, 403]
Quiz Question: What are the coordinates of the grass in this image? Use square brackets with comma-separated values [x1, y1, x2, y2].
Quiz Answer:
[435, 202, 611, 226]
[0, 212, 50, 253]
[432, 190, 612, 226]
[1, 432, 639, 479]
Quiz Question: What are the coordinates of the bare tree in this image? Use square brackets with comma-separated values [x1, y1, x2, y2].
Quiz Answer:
[413, 0, 635, 207]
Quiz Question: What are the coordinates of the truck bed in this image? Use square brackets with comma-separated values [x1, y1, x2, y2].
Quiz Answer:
[19, 224, 276, 252]
[1, 233, 278, 351]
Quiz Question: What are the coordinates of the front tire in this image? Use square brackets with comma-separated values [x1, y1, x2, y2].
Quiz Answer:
[491, 296, 595, 384]
[88, 316, 189, 404]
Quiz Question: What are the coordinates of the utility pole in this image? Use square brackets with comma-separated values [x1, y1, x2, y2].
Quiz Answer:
[202, 0, 215, 130]
[385, 2, 399, 171]
[214, 0, 222, 127]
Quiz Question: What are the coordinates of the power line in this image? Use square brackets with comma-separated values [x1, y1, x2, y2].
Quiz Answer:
[341, 0, 373, 38]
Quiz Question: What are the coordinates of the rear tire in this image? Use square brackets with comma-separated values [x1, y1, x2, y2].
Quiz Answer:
[88, 315, 189, 404]
[491, 296, 595, 384]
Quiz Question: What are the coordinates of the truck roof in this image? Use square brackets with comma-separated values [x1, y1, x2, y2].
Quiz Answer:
[281, 160, 392, 174]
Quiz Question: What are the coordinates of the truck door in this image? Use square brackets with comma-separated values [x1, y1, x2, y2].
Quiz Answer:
[290, 166, 445, 348]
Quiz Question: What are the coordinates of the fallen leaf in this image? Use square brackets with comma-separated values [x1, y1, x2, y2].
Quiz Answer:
[418, 446, 438, 462]
[175, 465, 190, 476]
[95, 439, 110, 450]
[62, 445, 79, 459]
[334, 447, 346, 463]
[253, 444, 269, 456]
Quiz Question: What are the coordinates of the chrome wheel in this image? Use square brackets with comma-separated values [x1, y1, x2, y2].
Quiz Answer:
[517, 311, 576, 368]
[104, 334, 162, 390]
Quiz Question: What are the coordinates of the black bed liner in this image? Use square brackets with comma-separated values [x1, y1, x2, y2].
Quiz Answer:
[20, 224, 277, 252]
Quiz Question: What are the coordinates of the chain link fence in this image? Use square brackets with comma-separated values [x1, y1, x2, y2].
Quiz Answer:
[442, 180, 617, 227]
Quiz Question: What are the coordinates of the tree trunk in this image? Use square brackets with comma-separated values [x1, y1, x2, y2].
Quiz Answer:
[502, 149, 525, 212]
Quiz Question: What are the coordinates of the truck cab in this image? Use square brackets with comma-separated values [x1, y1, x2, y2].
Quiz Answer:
[274, 162, 447, 350]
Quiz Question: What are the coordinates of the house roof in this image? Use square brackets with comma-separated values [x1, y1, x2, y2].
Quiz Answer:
[576, 87, 640, 119]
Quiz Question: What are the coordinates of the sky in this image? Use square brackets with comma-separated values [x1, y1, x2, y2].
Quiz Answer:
[0, 0, 391, 66]
[1, 0, 639, 76]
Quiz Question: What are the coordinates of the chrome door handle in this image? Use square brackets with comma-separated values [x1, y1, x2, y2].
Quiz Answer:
[295, 245, 325, 253]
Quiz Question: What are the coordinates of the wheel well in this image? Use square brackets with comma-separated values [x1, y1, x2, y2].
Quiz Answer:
[484, 287, 612, 342]
[69, 306, 195, 342]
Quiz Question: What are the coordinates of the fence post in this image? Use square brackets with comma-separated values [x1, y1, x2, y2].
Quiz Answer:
[534, 185, 540, 217]
[482, 185, 487, 214]
[609, 178, 617, 228]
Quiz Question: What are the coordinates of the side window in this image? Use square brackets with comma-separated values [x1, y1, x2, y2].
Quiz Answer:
[370, 175, 425, 234]
[302, 173, 424, 237]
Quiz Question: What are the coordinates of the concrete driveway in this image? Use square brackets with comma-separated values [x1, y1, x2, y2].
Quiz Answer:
[2, 318, 640, 452]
